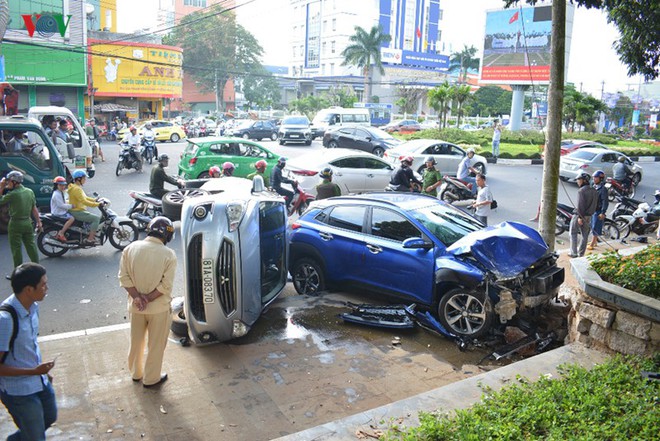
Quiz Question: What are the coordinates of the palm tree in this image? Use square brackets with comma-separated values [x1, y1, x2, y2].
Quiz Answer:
[428, 82, 454, 128]
[453, 84, 473, 127]
[341, 25, 391, 102]
[449, 45, 480, 84]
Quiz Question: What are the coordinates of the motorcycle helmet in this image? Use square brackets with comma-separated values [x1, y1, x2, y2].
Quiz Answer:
[158, 154, 169, 164]
[593, 170, 605, 179]
[145, 123, 152, 129]
[425, 156, 436, 165]
[617, 156, 626, 163]
[222, 162, 235, 177]
[320, 168, 333, 179]
[53, 176, 67, 185]
[146, 216, 175, 244]
[209, 165, 221, 177]
[129, 126, 137, 132]
[72, 170, 88, 180]
[255, 159, 267, 172]
[401, 156, 413, 165]
[277, 156, 287, 166]
[6, 171, 24, 184]
[576, 172, 590, 183]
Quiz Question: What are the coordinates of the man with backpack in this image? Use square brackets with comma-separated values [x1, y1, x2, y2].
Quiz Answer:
[0, 263, 58, 440]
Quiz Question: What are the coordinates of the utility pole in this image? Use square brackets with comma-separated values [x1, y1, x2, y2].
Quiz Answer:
[214, 69, 220, 116]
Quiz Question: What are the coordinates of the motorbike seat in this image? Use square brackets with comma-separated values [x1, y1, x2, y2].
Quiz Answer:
[44, 213, 70, 222]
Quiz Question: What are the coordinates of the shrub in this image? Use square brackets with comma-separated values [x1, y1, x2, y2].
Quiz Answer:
[500, 129, 545, 145]
[588, 244, 659, 299]
[651, 128, 660, 139]
[564, 132, 617, 144]
[382, 354, 660, 441]
[499, 152, 513, 159]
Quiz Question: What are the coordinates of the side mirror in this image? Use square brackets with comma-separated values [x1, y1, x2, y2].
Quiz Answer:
[402, 237, 433, 250]
[365, 137, 372, 142]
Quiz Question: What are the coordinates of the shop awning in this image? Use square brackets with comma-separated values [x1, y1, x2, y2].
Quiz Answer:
[93, 103, 138, 113]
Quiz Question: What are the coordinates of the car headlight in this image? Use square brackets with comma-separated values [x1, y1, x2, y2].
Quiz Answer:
[226, 200, 247, 231]
[193, 203, 210, 220]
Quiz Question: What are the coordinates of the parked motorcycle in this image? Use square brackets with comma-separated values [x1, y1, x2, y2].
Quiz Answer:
[614, 201, 660, 239]
[554, 202, 620, 240]
[286, 181, 315, 216]
[37, 198, 139, 257]
[141, 133, 157, 165]
[610, 195, 645, 220]
[127, 190, 163, 230]
[116, 142, 142, 176]
[606, 177, 635, 201]
[438, 175, 474, 204]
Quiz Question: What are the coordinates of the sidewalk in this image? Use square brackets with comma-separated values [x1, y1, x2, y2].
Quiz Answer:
[0, 237, 641, 440]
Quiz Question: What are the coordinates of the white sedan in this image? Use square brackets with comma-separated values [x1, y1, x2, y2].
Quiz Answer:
[285, 149, 398, 196]
[383, 139, 488, 176]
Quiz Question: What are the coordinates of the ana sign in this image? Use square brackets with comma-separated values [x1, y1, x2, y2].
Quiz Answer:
[21, 14, 72, 38]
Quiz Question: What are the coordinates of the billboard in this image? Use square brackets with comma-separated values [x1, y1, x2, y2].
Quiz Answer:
[380, 48, 449, 71]
[480, 4, 574, 84]
[2, 42, 86, 86]
[89, 40, 183, 99]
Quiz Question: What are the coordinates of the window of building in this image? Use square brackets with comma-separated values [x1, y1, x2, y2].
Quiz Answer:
[322, 41, 326, 54]
[330, 63, 335, 75]
[300, 45, 304, 57]
[293, 46, 297, 58]
[321, 64, 326, 75]
[183, 0, 206, 5]
[332, 18, 336, 31]
[331, 41, 336, 54]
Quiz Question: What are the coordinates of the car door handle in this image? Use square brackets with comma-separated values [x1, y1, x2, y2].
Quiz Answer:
[319, 232, 333, 241]
[366, 244, 382, 254]
[366, 174, 374, 178]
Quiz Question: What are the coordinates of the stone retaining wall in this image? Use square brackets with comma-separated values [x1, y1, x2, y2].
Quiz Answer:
[567, 254, 660, 356]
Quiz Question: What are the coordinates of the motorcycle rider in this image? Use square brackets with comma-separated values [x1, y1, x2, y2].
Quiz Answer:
[123, 126, 143, 171]
[588, 170, 609, 250]
[150, 154, 183, 199]
[247, 159, 270, 186]
[271, 157, 295, 209]
[85, 118, 104, 162]
[421, 156, 442, 197]
[612, 156, 634, 190]
[389, 156, 421, 192]
[222, 162, 235, 177]
[51, 176, 75, 242]
[68, 170, 101, 246]
[457, 148, 479, 195]
[142, 123, 157, 159]
[208, 166, 222, 178]
[315, 168, 341, 200]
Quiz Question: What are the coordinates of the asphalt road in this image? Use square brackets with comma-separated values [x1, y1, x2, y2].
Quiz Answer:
[1, 138, 658, 335]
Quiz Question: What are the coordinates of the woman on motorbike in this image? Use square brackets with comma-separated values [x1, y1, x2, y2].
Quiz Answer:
[51, 176, 75, 242]
[209, 165, 222, 178]
[222, 162, 235, 177]
[68, 170, 101, 245]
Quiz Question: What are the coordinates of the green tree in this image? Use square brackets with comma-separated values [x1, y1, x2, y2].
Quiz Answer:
[341, 25, 391, 102]
[322, 85, 358, 108]
[242, 70, 281, 109]
[289, 95, 329, 118]
[609, 94, 633, 127]
[562, 85, 608, 132]
[448, 45, 481, 84]
[395, 86, 425, 115]
[166, 6, 264, 112]
[471, 86, 508, 116]
[453, 84, 473, 127]
[428, 82, 454, 128]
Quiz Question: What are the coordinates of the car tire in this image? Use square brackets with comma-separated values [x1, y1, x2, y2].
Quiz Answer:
[171, 297, 189, 337]
[632, 173, 641, 187]
[372, 147, 385, 157]
[437, 288, 493, 339]
[162, 188, 210, 222]
[170, 133, 180, 143]
[270, 133, 278, 141]
[328, 140, 338, 148]
[291, 258, 325, 295]
[242, 133, 250, 140]
[279, 139, 285, 145]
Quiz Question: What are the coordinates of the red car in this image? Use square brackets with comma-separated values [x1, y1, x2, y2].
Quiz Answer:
[542, 140, 608, 158]
[382, 119, 421, 134]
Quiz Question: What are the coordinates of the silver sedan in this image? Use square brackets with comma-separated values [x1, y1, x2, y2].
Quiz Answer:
[383, 139, 488, 176]
[559, 147, 643, 184]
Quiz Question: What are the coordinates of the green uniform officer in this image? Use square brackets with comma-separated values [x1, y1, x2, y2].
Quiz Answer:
[0, 171, 42, 270]
[421, 156, 442, 197]
[247, 159, 271, 187]
[315, 168, 341, 200]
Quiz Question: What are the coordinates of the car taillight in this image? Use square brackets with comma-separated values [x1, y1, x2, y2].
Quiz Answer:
[291, 222, 302, 230]
[291, 170, 318, 176]
[189, 157, 197, 166]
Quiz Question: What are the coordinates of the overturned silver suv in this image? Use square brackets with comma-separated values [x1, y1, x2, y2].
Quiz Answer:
[178, 176, 288, 344]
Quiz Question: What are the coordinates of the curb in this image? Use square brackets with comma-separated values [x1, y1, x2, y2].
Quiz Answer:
[487, 156, 658, 165]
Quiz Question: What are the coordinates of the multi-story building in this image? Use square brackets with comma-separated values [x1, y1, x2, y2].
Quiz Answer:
[288, 0, 450, 111]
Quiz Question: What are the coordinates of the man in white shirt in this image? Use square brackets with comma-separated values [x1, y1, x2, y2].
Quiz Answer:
[472, 173, 493, 225]
[457, 148, 478, 195]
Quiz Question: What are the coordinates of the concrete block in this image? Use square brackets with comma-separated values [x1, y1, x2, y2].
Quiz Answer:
[589, 324, 607, 344]
[576, 333, 591, 345]
[578, 302, 615, 328]
[613, 311, 652, 340]
[606, 329, 647, 355]
[648, 322, 660, 343]
[576, 316, 592, 334]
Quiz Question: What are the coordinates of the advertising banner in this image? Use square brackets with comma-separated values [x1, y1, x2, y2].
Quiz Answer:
[401, 50, 449, 70]
[1, 42, 86, 86]
[381, 48, 402, 65]
[480, 5, 573, 85]
[90, 40, 183, 98]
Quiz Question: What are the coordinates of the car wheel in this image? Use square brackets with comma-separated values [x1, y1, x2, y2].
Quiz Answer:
[372, 147, 385, 157]
[270, 132, 278, 141]
[602, 219, 620, 241]
[291, 258, 325, 295]
[197, 172, 211, 179]
[437, 288, 493, 339]
[171, 297, 189, 337]
[631, 173, 641, 187]
[170, 133, 180, 143]
[328, 140, 338, 148]
[242, 133, 250, 139]
[162, 188, 210, 222]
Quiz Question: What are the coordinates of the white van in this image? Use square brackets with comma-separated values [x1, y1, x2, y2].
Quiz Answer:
[310, 107, 370, 139]
[28, 106, 95, 177]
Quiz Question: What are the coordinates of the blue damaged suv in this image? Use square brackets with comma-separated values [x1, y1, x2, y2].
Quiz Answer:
[288, 193, 564, 338]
